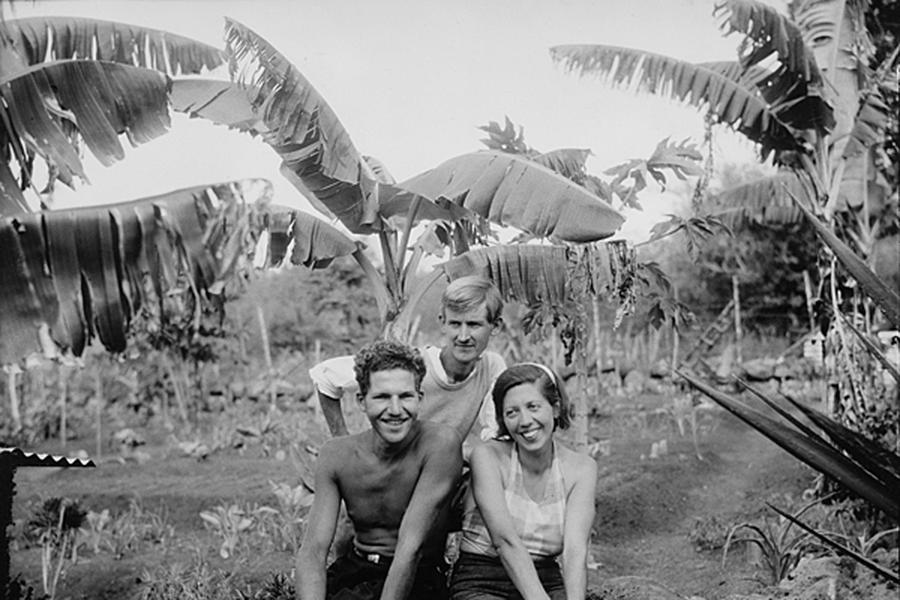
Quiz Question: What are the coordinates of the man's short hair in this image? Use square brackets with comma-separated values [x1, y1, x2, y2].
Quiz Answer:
[441, 275, 503, 324]
[354, 340, 427, 397]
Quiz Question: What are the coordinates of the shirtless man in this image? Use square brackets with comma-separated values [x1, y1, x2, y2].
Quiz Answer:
[296, 340, 463, 600]
[310, 275, 506, 455]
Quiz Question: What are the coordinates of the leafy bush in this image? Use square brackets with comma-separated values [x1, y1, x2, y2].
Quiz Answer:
[688, 514, 732, 552]
[236, 572, 295, 600]
[28, 498, 86, 600]
[78, 499, 175, 558]
[3, 573, 48, 600]
[137, 554, 237, 600]
[722, 499, 823, 584]
[199, 482, 313, 559]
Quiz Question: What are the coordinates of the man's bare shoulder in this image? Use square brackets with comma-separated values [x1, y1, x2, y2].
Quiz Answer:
[418, 420, 463, 452]
[316, 435, 363, 469]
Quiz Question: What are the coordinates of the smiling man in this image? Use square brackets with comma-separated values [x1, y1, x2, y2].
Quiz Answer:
[310, 275, 506, 455]
[296, 340, 463, 600]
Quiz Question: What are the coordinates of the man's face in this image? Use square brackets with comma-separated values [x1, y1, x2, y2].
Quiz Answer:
[439, 303, 497, 367]
[358, 368, 421, 445]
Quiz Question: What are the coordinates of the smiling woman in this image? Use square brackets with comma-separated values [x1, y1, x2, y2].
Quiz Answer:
[453, 363, 598, 600]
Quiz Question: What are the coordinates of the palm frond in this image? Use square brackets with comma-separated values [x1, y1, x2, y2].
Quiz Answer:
[678, 370, 900, 521]
[0, 161, 29, 214]
[710, 170, 813, 227]
[842, 90, 891, 158]
[263, 209, 360, 269]
[532, 148, 592, 183]
[170, 78, 266, 134]
[2, 60, 171, 183]
[739, 379, 900, 487]
[769, 503, 900, 584]
[0, 181, 265, 363]
[550, 44, 805, 158]
[0, 16, 224, 75]
[439, 244, 570, 307]
[223, 19, 378, 234]
[396, 151, 624, 243]
[714, 0, 834, 134]
[793, 197, 900, 328]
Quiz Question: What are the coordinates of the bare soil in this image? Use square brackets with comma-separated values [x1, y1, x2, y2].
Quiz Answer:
[10, 394, 816, 599]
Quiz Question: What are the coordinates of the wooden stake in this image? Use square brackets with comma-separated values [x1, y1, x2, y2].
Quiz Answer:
[802, 270, 816, 331]
[94, 368, 103, 460]
[257, 306, 275, 407]
[671, 283, 680, 371]
[592, 296, 603, 380]
[59, 367, 68, 449]
[732, 275, 743, 365]
[4, 365, 22, 432]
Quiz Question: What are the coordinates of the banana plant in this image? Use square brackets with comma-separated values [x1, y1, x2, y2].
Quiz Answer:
[1, 14, 643, 367]
[551, 0, 897, 325]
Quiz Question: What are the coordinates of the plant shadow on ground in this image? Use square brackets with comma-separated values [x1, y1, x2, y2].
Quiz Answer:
[10, 392, 817, 599]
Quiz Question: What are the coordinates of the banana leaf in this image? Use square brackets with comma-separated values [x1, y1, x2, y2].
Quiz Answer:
[397, 151, 625, 243]
[550, 44, 804, 159]
[0, 181, 266, 363]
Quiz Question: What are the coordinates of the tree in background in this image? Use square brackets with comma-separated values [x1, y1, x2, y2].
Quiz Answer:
[552, 0, 898, 383]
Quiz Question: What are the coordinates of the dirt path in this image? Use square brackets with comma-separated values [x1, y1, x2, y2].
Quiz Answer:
[587, 408, 813, 599]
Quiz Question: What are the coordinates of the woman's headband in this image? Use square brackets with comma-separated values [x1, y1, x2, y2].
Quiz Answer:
[521, 362, 557, 388]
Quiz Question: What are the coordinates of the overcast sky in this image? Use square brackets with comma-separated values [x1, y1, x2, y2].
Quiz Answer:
[14, 0, 763, 241]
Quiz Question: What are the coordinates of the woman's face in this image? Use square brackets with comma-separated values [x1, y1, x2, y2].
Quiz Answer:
[501, 382, 557, 452]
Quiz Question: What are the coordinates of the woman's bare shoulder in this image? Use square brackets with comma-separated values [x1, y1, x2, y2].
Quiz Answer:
[471, 438, 511, 464]
[557, 442, 598, 481]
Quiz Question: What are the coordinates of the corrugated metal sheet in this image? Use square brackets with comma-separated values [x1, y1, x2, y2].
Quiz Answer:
[0, 447, 95, 468]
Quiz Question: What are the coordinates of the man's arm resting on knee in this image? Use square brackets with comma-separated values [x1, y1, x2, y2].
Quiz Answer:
[379, 429, 463, 600]
[296, 444, 342, 600]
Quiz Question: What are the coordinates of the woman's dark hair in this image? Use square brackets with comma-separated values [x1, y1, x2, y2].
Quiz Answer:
[492, 363, 571, 438]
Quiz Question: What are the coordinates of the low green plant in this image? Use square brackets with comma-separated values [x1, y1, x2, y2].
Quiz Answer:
[769, 503, 900, 585]
[688, 514, 731, 552]
[236, 572, 295, 600]
[78, 509, 112, 555]
[28, 498, 85, 600]
[199, 503, 254, 559]
[3, 573, 47, 600]
[722, 498, 823, 585]
[137, 551, 238, 600]
[78, 499, 175, 558]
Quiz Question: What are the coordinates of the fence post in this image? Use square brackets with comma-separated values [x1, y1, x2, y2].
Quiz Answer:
[732, 275, 743, 365]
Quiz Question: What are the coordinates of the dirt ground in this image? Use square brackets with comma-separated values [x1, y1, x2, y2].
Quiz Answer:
[9, 393, 818, 599]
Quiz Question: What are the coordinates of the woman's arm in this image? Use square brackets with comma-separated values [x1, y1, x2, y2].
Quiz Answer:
[560, 452, 597, 600]
[470, 443, 551, 600]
